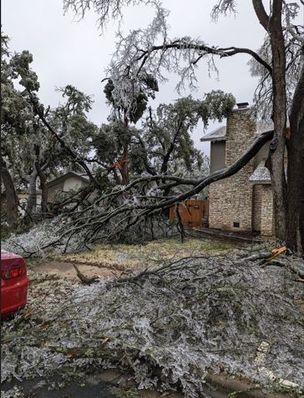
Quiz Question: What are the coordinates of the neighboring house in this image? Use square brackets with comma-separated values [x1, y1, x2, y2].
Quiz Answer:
[46, 172, 90, 204]
[17, 190, 42, 216]
[201, 103, 274, 236]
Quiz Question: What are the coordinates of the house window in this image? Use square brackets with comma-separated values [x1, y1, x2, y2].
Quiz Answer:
[233, 222, 240, 228]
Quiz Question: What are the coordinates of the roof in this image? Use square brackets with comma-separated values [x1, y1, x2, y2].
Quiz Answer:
[200, 126, 226, 142]
[249, 161, 271, 184]
[46, 172, 90, 188]
[256, 120, 274, 134]
[200, 120, 274, 142]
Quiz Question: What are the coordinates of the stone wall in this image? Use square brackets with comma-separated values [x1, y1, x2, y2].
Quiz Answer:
[252, 185, 263, 232]
[208, 108, 256, 232]
[260, 185, 274, 236]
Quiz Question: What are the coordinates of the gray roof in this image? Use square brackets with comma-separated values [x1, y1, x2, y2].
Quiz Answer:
[200, 120, 274, 142]
[46, 172, 90, 188]
[200, 126, 226, 142]
[249, 161, 271, 184]
[256, 120, 274, 134]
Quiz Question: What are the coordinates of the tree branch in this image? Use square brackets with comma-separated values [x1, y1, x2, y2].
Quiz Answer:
[160, 120, 184, 174]
[34, 126, 273, 253]
[217, 46, 273, 74]
[135, 134, 157, 176]
[27, 90, 100, 188]
[252, 0, 270, 31]
[135, 40, 272, 76]
[137, 129, 274, 212]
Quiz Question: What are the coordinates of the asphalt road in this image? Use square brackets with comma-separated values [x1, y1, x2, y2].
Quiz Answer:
[2, 377, 116, 398]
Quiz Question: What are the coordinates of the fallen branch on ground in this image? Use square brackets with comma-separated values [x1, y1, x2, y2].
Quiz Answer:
[2, 248, 303, 396]
[73, 264, 99, 285]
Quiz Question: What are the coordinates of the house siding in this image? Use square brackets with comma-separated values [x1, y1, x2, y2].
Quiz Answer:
[63, 176, 87, 192]
[47, 181, 65, 203]
[47, 174, 89, 204]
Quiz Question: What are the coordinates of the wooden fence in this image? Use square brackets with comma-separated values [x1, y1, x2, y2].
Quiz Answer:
[169, 199, 209, 228]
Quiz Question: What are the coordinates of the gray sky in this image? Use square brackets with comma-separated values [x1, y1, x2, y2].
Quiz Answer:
[2, 0, 266, 156]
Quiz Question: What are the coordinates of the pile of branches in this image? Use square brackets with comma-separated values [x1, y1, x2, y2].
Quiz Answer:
[2, 247, 304, 397]
[2, 210, 180, 257]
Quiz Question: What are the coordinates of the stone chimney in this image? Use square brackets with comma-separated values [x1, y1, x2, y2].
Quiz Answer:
[225, 103, 256, 166]
[208, 101, 258, 232]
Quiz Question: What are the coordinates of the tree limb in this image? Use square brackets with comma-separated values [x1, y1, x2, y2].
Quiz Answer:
[27, 90, 100, 189]
[252, 0, 270, 31]
[135, 40, 272, 76]
[160, 119, 184, 174]
[136, 129, 274, 212]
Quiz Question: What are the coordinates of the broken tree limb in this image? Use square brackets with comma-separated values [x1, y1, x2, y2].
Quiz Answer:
[59, 258, 126, 271]
[73, 264, 99, 285]
[9, 129, 274, 255]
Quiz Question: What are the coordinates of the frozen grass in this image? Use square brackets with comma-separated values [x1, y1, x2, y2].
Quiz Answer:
[56, 238, 235, 269]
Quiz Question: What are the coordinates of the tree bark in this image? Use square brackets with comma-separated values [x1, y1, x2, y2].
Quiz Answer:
[25, 167, 38, 217]
[36, 164, 48, 215]
[252, 0, 302, 252]
[286, 64, 304, 254]
[267, 0, 288, 240]
[0, 155, 19, 229]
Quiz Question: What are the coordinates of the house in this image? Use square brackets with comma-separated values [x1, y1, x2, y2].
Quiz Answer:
[46, 171, 90, 204]
[201, 103, 274, 236]
[17, 190, 42, 215]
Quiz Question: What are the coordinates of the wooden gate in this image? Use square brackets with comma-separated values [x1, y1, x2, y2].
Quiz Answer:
[169, 199, 209, 228]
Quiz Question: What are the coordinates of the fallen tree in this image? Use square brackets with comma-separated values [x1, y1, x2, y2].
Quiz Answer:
[3, 129, 274, 256]
[63, 0, 304, 254]
[1, 246, 304, 396]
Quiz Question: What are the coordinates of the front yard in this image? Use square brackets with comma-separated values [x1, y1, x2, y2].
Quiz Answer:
[2, 238, 304, 398]
[31, 238, 234, 280]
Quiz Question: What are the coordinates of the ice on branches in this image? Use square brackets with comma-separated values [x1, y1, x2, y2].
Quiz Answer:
[2, 249, 304, 396]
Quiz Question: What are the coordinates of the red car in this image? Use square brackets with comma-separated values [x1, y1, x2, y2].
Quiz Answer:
[1, 250, 29, 317]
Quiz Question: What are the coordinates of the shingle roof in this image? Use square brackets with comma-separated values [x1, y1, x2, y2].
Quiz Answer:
[249, 161, 271, 184]
[200, 120, 274, 142]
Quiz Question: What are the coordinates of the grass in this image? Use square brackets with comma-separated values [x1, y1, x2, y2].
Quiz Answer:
[55, 238, 236, 269]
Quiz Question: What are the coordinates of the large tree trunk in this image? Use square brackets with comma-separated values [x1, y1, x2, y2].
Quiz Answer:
[286, 64, 304, 254]
[38, 172, 48, 215]
[0, 155, 19, 229]
[25, 168, 38, 217]
[35, 160, 48, 215]
[268, 0, 287, 240]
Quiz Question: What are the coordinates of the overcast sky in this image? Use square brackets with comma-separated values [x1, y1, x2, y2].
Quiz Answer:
[2, 0, 267, 155]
